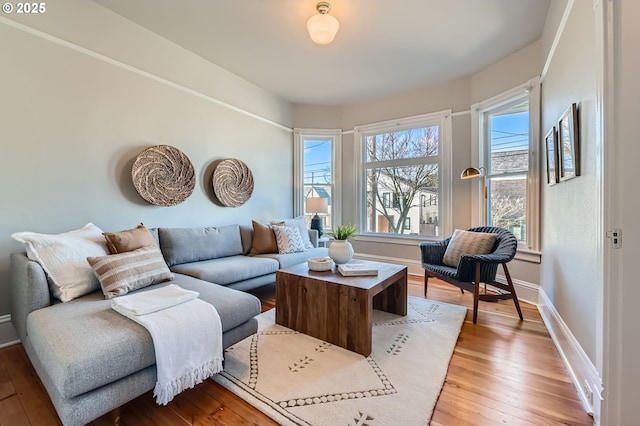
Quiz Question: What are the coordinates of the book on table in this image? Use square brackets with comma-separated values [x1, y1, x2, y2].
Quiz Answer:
[338, 263, 378, 276]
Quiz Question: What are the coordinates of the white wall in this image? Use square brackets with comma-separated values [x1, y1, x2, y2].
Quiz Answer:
[540, 0, 599, 368]
[0, 1, 294, 328]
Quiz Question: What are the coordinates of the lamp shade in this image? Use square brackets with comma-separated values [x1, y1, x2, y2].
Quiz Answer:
[305, 197, 329, 214]
[460, 167, 484, 180]
[306, 10, 339, 44]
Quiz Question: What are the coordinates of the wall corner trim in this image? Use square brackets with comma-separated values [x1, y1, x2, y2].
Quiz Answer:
[541, 0, 576, 81]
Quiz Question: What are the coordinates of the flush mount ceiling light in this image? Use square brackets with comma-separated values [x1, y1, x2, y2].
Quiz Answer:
[306, 2, 340, 45]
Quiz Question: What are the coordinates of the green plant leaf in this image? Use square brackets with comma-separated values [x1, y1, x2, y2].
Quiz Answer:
[325, 224, 357, 240]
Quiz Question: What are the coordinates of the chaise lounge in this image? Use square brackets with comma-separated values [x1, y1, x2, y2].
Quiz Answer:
[10, 222, 328, 425]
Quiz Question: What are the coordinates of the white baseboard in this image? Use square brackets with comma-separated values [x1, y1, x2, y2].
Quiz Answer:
[353, 253, 539, 305]
[0, 315, 20, 349]
[538, 288, 601, 417]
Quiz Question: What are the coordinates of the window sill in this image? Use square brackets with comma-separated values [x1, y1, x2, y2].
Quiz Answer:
[514, 247, 542, 264]
[353, 233, 441, 246]
[352, 234, 542, 263]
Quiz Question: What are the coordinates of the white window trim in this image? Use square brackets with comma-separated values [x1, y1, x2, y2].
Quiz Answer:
[293, 128, 342, 222]
[353, 110, 453, 240]
[471, 77, 541, 258]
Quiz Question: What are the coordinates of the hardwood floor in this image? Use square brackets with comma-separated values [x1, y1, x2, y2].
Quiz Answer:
[0, 276, 593, 426]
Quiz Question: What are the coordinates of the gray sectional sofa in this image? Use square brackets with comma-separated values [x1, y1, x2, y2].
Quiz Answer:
[10, 223, 328, 426]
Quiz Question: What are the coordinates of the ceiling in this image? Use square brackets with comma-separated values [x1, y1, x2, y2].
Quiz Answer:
[94, 0, 551, 106]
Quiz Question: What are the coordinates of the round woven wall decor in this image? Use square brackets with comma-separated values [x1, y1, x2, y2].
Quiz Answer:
[131, 145, 195, 206]
[212, 158, 254, 207]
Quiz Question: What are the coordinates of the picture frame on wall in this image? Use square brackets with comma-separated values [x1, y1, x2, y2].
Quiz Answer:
[558, 103, 580, 181]
[544, 126, 559, 185]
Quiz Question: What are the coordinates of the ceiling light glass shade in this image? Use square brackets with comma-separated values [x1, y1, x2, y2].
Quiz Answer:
[307, 12, 339, 45]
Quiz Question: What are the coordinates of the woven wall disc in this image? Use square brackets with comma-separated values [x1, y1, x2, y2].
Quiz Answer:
[131, 145, 195, 206]
[212, 159, 254, 207]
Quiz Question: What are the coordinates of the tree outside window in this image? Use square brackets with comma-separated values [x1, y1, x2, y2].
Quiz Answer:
[363, 126, 440, 236]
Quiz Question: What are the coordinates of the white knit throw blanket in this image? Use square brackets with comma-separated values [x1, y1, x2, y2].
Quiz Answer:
[111, 284, 223, 405]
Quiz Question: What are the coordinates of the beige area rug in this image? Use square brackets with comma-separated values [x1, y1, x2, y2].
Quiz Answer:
[211, 296, 466, 426]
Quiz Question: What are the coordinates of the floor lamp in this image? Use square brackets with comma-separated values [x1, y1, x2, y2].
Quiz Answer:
[461, 166, 487, 223]
[306, 197, 329, 237]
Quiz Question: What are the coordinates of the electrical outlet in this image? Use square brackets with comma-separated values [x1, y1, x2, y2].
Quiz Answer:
[606, 228, 622, 248]
[583, 380, 593, 407]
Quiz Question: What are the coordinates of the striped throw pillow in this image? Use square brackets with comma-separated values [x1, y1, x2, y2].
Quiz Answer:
[271, 225, 306, 254]
[87, 246, 173, 299]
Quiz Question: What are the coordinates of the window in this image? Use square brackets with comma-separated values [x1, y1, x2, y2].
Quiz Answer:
[382, 192, 391, 208]
[294, 129, 342, 230]
[486, 99, 529, 241]
[472, 79, 540, 253]
[355, 111, 452, 238]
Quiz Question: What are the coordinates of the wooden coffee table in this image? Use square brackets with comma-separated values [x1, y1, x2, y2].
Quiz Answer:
[275, 259, 407, 356]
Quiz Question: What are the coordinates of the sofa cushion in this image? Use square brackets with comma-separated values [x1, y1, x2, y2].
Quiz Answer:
[11, 223, 108, 302]
[159, 225, 243, 267]
[442, 229, 498, 267]
[248, 220, 278, 256]
[257, 247, 329, 269]
[103, 224, 158, 254]
[87, 246, 174, 299]
[26, 274, 261, 399]
[271, 225, 306, 254]
[170, 255, 278, 285]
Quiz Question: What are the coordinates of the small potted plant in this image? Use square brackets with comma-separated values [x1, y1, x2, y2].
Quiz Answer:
[325, 224, 356, 264]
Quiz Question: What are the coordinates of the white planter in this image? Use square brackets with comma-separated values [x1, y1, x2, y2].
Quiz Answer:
[328, 240, 354, 264]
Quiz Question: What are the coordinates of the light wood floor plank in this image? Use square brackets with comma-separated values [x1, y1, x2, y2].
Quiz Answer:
[0, 277, 593, 425]
[0, 345, 61, 426]
[0, 395, 31, 426]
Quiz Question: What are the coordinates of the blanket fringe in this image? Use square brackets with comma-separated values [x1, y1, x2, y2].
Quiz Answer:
[153, 357, 224, 405]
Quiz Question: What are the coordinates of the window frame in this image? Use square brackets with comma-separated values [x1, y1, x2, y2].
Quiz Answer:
[354, 110, 453, 241]
[293, 129, 342, 227]
[471, 78, 541, 258]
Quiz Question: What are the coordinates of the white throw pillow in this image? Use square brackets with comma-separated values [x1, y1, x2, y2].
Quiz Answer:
[271, 216, 313, 249]
[12, 223, 109, 302]
[271, 225, 306, 254]
[442, 229, 498, 267]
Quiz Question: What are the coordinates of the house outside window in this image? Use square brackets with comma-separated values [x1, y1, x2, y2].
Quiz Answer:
[472, 79, 541, 254]
[294, 129, 342, 231]
[486, 99, 529, 240]
[355, 111, 452, 238]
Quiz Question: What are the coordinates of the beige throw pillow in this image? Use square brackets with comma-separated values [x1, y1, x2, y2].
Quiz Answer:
[442, 229, 498, 267]
[87, 246, 174, 299]
[103, 223, 158, 254]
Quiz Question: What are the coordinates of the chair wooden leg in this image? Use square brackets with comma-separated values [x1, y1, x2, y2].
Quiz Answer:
[502, 263, 523, 320]
[424, 270, 429, 296]
[472, 263, 481, 324]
